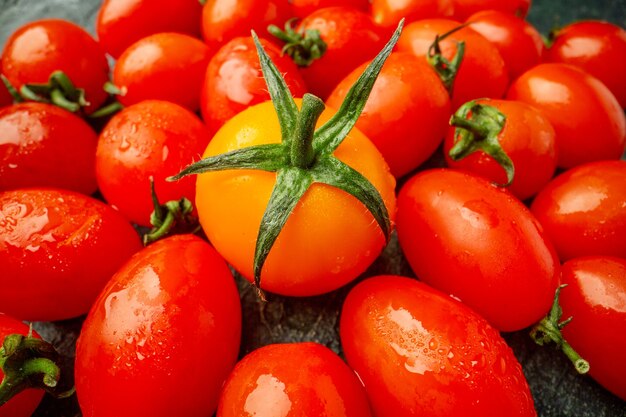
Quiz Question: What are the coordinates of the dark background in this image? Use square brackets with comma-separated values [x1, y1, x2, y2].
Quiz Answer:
[0, 0, 625, 416]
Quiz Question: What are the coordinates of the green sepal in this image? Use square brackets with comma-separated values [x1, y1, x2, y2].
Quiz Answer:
[88, 101, 124, 119]
[313, 19, 404, 155]
[267, 19, 328, 67]
[427, 24, 468, 95]
[530, 284, 590, 375]
[449, 100, 514, 186]
[19, 70, 90, 113]
[0, 74, 23, 103]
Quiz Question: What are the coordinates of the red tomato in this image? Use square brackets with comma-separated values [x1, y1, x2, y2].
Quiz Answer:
[545, 20, 626, 108]
[0, 188, 142, 321]
[113, 33, 213, 111]
[1, 19, 109, 114]
[507, 63, 626, 169]
[530, 160, 626, 261]
[340, 275, 537, 416]
[396, 169, 560, 331]
[217, 342, 372, 416]
[0, 102, 98, 194]
[200, 36, 307, 136]
[443, 98, 557, 200]
[96, 100, 210, 227]
[291, 7, 386, 99]
[397, 18, 509, 110]
[96, 0, 203, 58]
[372, 0, 453, 28]
[328, 52, 451, 178]
[75, 234, 241, 417]
[558, 256, 626, 401]
[0, 314, 43, 417]
[451, 0, 530, 21]
[201, 0, 290, 50]
[466, 10, 544, 80]
[291, 0, 370, 18]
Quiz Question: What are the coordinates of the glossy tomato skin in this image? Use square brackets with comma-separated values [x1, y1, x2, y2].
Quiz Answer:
[295, 7, 386, 99]
[196, 100, 396, 297]
[507, 63, 626, 169]
[544, 20, 626, 108]
[558, 257, 626, 401]
[201, 0, 290, 50]
[291, 0, 370, 18]
[113, 33, 213, 111]
[451, 0, 530, 21]
[466, 10, 543, 80]
[0, 102, 98, 194]
[0, 188, 142, 321]
[75, 234, 241, 417]
[372, 0, 453, 28]
[530, 160, 626, 261]
[96, 100, 210, 226]
[328, 52, 451, 178]
[443, 99, 557, 200]
[217, 342, 373, 417]
[397, 18, 508, 110]
[396, 169, 560, 331]
[201, 37, 307, 136]
[1, 19, 109, 114]
[96, 0, 203, 58]
[340, 275, 537, 417]
[0, 314, 44, 417]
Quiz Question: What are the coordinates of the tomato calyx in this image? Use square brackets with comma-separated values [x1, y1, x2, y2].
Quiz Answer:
[143, 179, 200, 245]
[427, 24, 467, 95]
[0, 74, 21, 104]
[268, 19, 328, 67]
[449, 100, 514, 185]
[17, 70, 90, 113]
[170, 22, 403, 296]
[530, 284, 590, 374]
[0, 328, 74, 406]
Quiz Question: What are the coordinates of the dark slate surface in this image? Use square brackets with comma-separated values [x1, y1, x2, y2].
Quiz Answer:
[0, 0, 625, 416]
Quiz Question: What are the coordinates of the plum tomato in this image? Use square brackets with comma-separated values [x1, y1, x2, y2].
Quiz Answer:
[340, 275, 537, 417]
[113, 33, 213, 111]
[396, 169, 560, 331]
[450, 0, 531, 21]
[544, 20, 626, 108]
[558, 256, 626, 401]
[0, 314, 43, 417]
[96, 0, 203, 58]
[530, 160, 626, 261]
[327, 52, 451, 178]
[0, 188, 142, 321]
[200, 36, 307, 136]
[506, 63, 626, 169]
[397, 18, 509, 110]
[443, 98, 557, 200]
[75, 234, 241, 417]
[95, 100, 210, 227]
[290, 0, 370, 18]
[0, 102, 98, 194]
[372, 0, 454, 28]
[466, 10, 544, 81]
[1, 19, 109, 114]
[217, 342, 373, 417]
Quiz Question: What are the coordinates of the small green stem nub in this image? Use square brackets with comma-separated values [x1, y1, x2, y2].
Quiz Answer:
[427, 23, 468, 95]
[530, 284, 590, 375]
[268, 20, 327, 67]
[291, 94, 325, 168]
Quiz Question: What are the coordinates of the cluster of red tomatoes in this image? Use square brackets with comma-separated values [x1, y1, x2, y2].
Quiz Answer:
[0, 0, 625, 416]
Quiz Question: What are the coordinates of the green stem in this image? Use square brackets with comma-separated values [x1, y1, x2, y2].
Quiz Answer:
[268, 20, 327, 67]
[291, 94, 325, 168]
[427, 23, 468, 95]
[0, 74, 22, 103]
[103, 81, 125, 96]
[50, 89, 80, 112]
[88, 101, 124, 118]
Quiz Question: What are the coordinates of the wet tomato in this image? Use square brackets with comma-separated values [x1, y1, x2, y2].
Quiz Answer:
[217, 342, 372, 416]
[96, 100, 210, 227]
[0, 102, 98, 194]
[372, 0, 453, 28]
[396, 169, 560, 331]
[290, 0, 370, 18]
[0, 188, 142, 321]
[200, 36, 307, 136]
[506, 63, 626, 169]
[530, 160, 626, 261]
[113, 32, 213, 111]
[450, 0, 530, 21]
[328, 52, 451, 178]
[340, 275, 537, 417]
[75, 234, 241, 417]
[96, 0, 203, 58]
[544, 20, 626, 108]
[1, 19, 109, 114]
